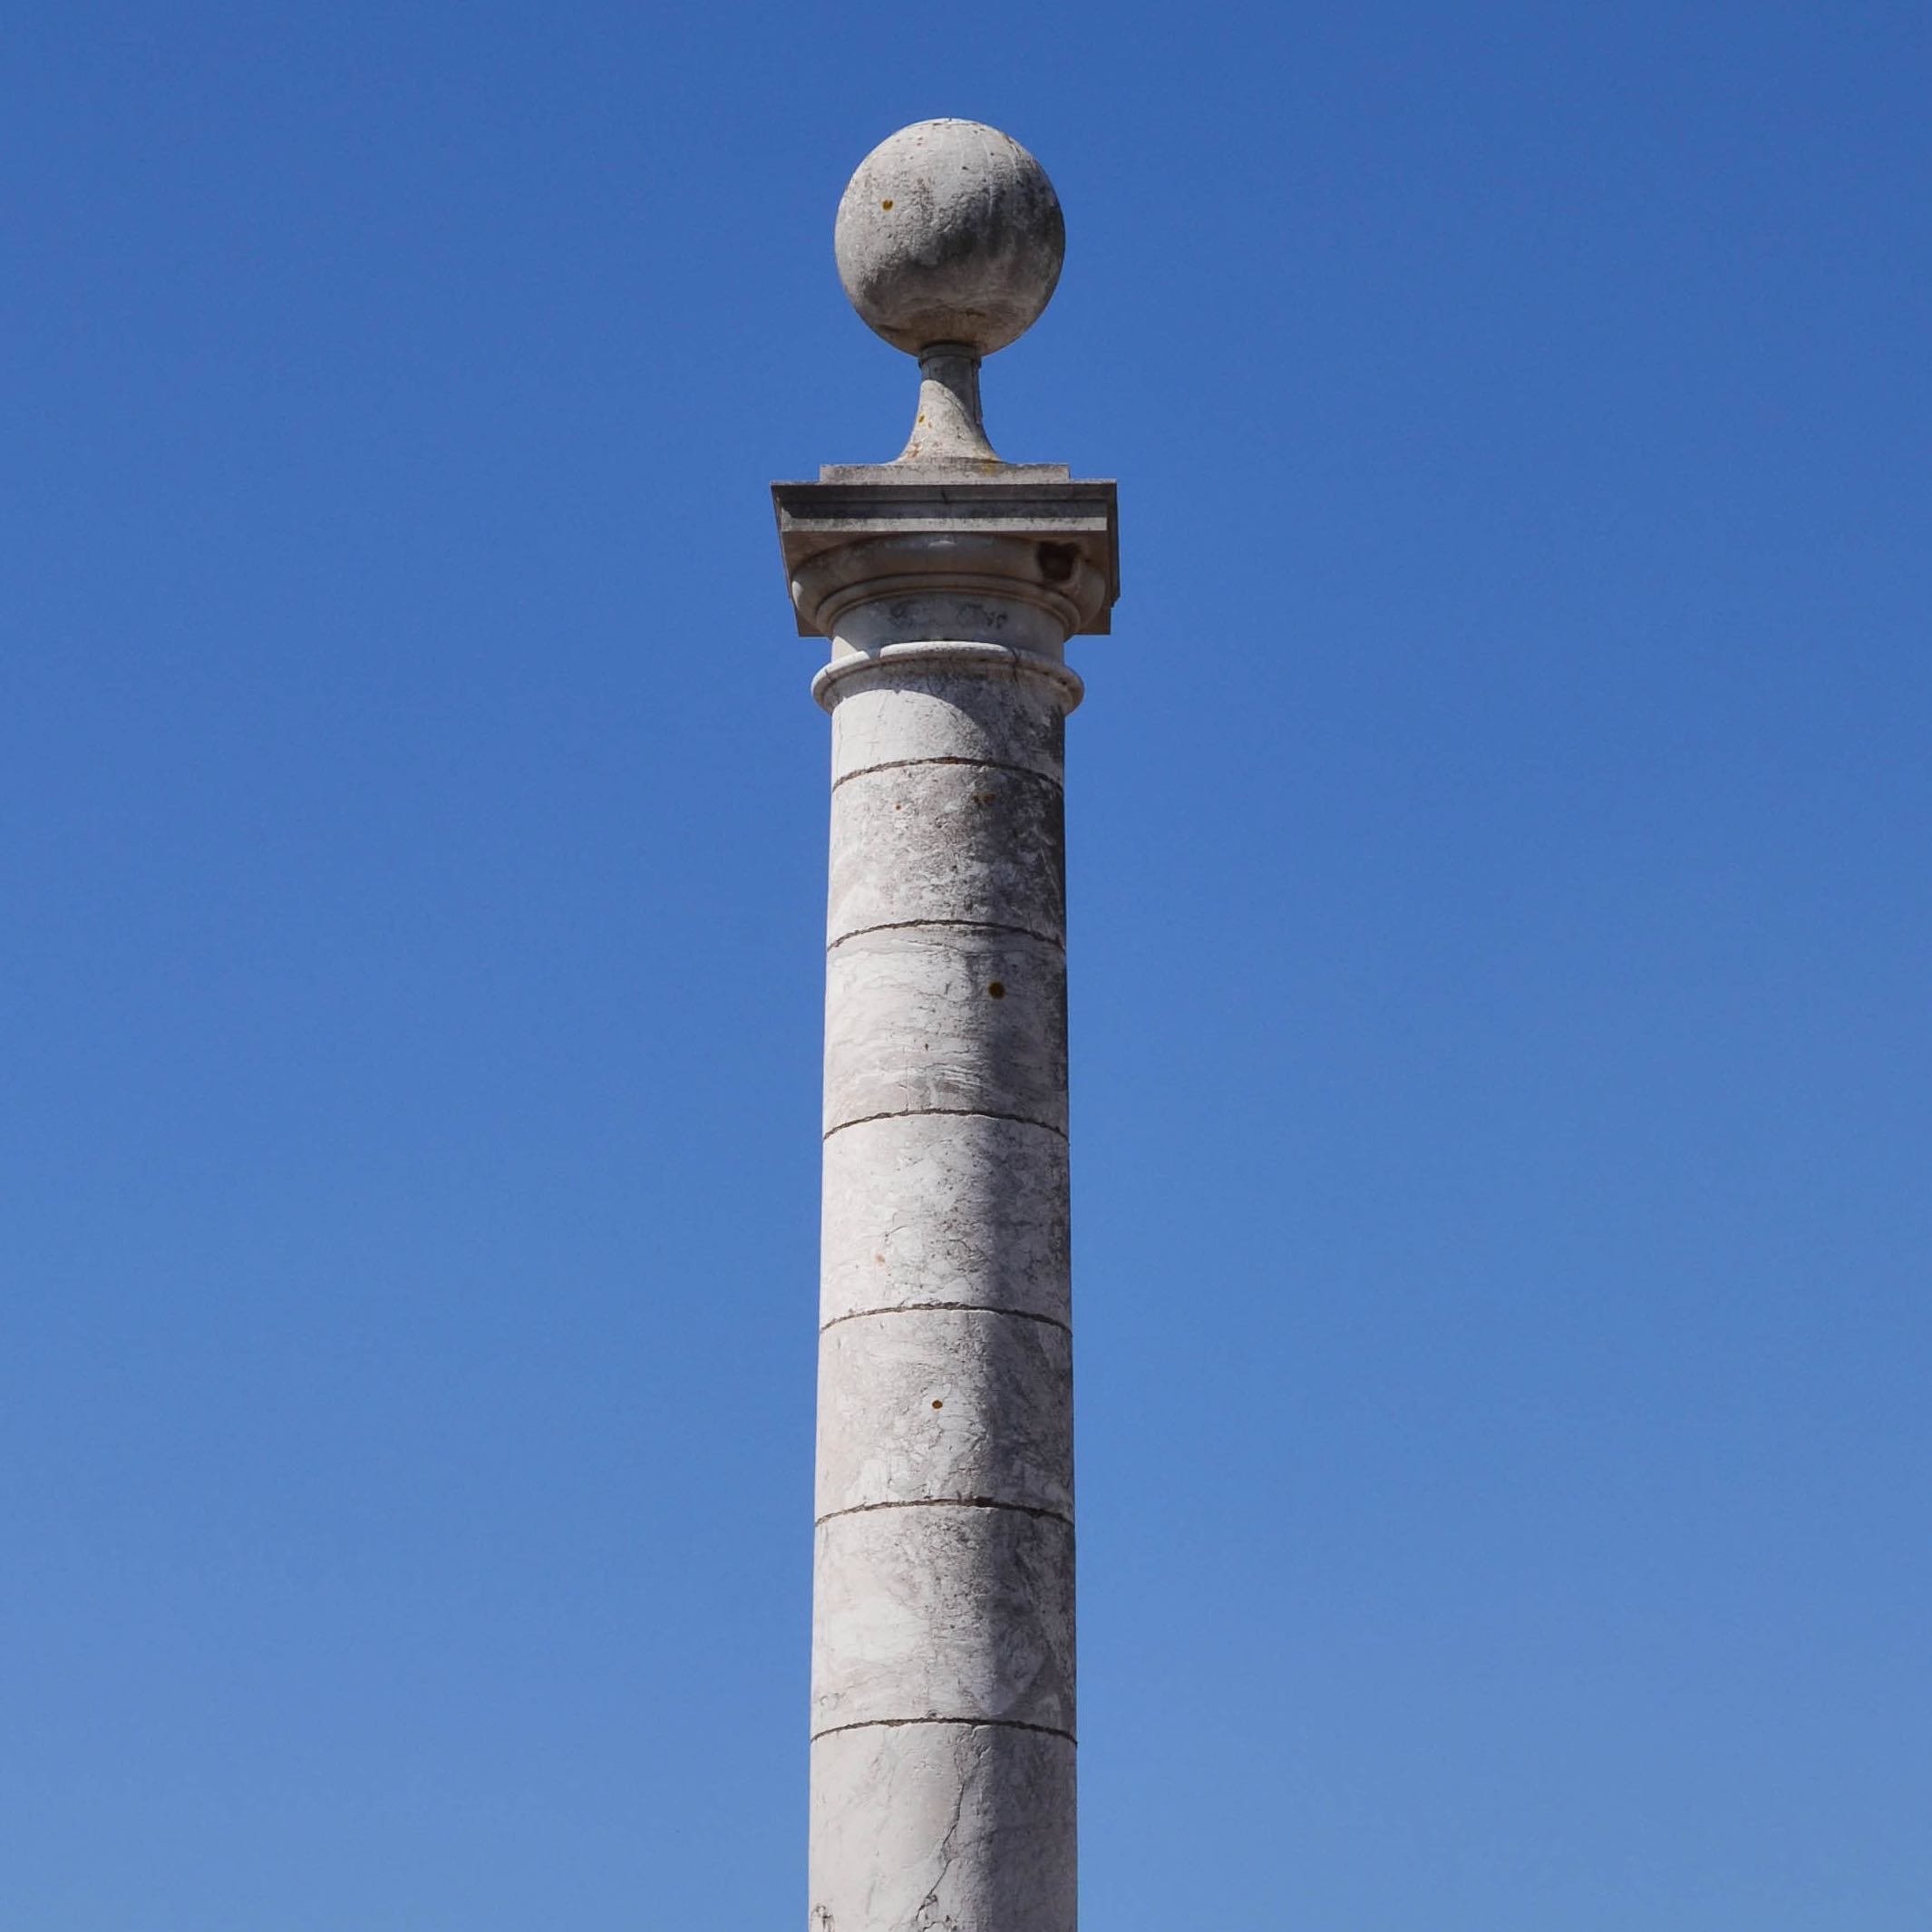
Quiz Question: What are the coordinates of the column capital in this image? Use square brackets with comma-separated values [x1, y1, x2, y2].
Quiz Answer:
[772, 471, 1120, 646]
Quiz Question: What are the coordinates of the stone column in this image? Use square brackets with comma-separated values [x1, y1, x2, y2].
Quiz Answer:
[773, 121, 1118, 1932]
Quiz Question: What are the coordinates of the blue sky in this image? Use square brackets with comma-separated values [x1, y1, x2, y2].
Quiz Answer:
[4, 4, 1927, 1927]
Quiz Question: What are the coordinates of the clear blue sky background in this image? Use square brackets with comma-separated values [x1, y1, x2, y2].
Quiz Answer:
[4, 4, 1927, 1927]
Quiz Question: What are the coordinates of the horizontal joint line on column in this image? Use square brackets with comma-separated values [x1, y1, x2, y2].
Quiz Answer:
[828, 918, 1065, 954]
[816, 1498, 1073, 1529]
[831, 756, 1063, 796]
[824, 1107, 1068, 1143]
[821, 1302, 1071, 1335]
[811, 1716, 1076, 1745]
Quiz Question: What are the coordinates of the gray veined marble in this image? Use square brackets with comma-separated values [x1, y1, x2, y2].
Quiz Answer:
[816, 1308, 1074, 1519]
[774, 117, 1118, 1932]
[820, 1113, 1071, 1329]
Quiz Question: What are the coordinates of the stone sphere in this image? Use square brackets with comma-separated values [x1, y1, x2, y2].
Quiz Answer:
[835, 120, 1064, 357]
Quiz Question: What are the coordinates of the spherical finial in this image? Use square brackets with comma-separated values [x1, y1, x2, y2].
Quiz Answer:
[835, 120, 1065, 357]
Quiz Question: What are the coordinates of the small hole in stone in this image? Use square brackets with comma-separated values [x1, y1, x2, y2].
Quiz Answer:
[1037, 540, 1079, 584]
[931, 1400, 944, 1410]
[987, 982, 1006, 999]
[880, 199, 894, 209]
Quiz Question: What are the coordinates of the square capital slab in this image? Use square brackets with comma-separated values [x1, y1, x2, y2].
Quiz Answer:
[772, 469, 1119, 640]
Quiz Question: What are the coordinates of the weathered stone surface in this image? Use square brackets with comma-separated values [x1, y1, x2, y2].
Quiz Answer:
[817, 1307, 1073, 1519]
[823, 927, 1067, 1137]
[812, 1503, 1075, 1733]
[806, 634, 1081, 1932]
[827, 661, 1071, 782]
[809, 1722, 1075, 1932]
[777, 492, 1116, 646]
[829, 758, 1065, 946]
[820, 1112, 1071, 1328]
[834, 120, 1064, 358]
